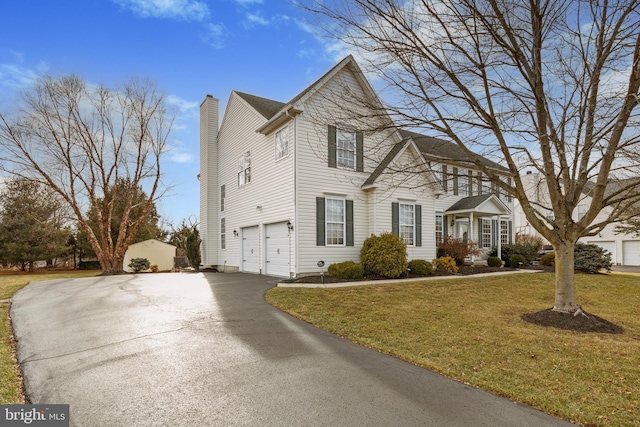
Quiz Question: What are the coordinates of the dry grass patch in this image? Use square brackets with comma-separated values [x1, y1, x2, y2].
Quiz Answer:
[0, 270, 100, 403]
[266, 272, 640, 427]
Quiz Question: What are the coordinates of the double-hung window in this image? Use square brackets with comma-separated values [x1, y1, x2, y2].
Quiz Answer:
[238, 151, 251, 187]
[399, 203, 415, 246]
[577, 204, 586, 220]
[275, 125, 289, 160]
[325, 198, 345, 245]
[500, 220, 509, 245]
[482, 219, 492, 249]
[435, 214, 444, 244]
[336, 129, 356, 170]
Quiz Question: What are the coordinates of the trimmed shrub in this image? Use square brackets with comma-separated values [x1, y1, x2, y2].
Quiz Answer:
[486, 256, 502, 267]
[360, 233, 408, 278]
[438, 236, 481, 265]
[408, 259, 434, 276]
[540, 252, 555, 266]
[492, 242, 539, 265]
[128, 257, 150, 273]
[433, 256, 459, 274]
[574, 243, 613, 273]
[328, 261, 365, 280]
[509, 254, 526, 268]
[515, 233, 544, 249]
[150, 264, 159, 273]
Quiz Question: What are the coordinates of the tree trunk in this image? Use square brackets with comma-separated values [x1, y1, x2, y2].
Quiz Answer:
[553, 241, 580, 313]
[98, 253, 126, 275]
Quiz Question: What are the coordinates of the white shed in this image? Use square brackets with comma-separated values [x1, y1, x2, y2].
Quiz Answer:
[123, 239, 177, 272]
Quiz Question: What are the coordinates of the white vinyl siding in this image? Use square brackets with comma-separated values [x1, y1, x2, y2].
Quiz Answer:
[275, 125, 289, 160]
[215, 92, 295, 272]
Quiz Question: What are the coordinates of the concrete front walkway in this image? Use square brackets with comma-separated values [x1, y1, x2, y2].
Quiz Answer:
[11, 273, 574, 426]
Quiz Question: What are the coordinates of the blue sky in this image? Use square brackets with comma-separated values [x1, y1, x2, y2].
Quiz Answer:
[0, 0, 344, 226]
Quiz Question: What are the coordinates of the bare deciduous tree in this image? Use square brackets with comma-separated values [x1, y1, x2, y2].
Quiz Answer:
[0, 75, 172, 274]
[303, 0, 640, 313]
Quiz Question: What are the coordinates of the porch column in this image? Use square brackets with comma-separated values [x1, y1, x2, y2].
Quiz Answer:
[469, 212, 474, 263]
[496, 215, 501, 260]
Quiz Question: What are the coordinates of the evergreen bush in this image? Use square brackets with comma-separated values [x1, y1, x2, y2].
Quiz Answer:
[574, 243, 613, 272]
[128, 257, 150, 273]
[539, 252, 555, 266]
[509, 254, 526, 268]
[486, 256, 503, 267]
[407, 259, 434, 275]
[360, 233, 408, 278]
[328, 261, 365, 280]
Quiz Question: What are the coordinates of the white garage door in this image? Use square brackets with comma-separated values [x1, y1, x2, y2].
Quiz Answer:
[265, 222, 290, 277]
[241, 226, 260, 273]
[588, 241, 616, 264]
[623, 241, 640, 266]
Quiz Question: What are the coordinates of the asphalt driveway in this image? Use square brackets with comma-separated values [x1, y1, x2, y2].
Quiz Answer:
[11, 273, 574, 426]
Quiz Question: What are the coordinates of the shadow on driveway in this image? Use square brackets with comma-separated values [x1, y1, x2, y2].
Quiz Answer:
[11, 272, 575, 427]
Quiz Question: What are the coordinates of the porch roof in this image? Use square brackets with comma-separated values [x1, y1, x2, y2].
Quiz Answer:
[445, 194, 511, 216]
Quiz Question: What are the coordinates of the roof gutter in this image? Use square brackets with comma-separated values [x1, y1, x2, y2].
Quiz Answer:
[256, 107, 302, 135]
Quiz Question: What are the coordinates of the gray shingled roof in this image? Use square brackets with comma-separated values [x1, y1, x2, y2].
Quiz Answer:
[400, 130, 507, 171]
[362, 140, 407, 187]
[235, 91, 285, 120]
[445, 194, 494, 212]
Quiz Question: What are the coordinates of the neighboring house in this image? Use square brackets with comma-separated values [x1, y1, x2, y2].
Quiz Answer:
[123, 239, 177, 272]
[199, 56, 515, 277]
[513, 172, 640, 266]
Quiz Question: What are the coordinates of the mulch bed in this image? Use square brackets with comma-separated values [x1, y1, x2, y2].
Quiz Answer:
[286, 265, 521, 284]
[521, 309, 624, 334]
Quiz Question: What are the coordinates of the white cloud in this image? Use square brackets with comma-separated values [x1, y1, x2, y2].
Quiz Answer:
[245, 12, 269, 26]
[166, 94, 198, 113]
[169, 152, 195, 163]
[0, 63, 40, 92]
[201, 23, 226, 49]
[112, 0, 210, 21]
[234, 0, 263, 5]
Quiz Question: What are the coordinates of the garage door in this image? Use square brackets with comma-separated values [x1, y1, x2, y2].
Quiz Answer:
[588, 241, 616, 264]
[623, 241, 640, 266]
[265, 222, 290, 277]
[241, 226, 260, 273]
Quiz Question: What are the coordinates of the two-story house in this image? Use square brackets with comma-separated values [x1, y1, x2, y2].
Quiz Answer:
[514, 171, 640, 266]
[199, 56, 515, 277]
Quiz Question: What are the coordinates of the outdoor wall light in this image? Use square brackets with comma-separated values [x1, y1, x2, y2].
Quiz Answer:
[233, 229, 238, 237]
[287, 220, 293, 232]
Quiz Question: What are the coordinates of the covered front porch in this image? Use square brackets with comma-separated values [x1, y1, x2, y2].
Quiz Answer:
[443, 194, 512, 262]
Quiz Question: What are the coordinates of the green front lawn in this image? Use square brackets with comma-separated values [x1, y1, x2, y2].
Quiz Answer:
[266, 272, 640, 427]
[0, 270, 100, 403]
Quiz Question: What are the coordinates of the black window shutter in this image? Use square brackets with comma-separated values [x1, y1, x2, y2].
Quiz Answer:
[356, 132, 364, 172]
[453, 167, 458, 195]
[507, 177, 512, 202]
[316, 197, 325, 246]
[477, 172, 483, 195]
[443, 215, 448, 239]
[468, 170, 473, 196]
[328, 125, 337, 168]
[346, 200, 354, 246]
[392, 202, 399, 235]
[478, 219, 483, 243]
[442, 165, 448, 191]
[415, 205, 422, 247]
